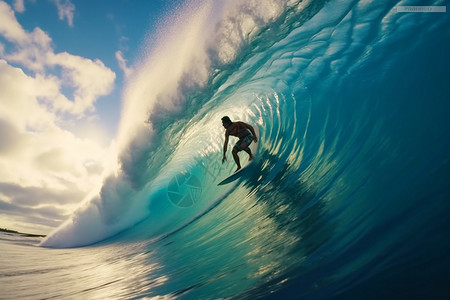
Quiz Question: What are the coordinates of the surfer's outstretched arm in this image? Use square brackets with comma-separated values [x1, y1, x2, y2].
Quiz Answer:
[222, 133, 229, 163]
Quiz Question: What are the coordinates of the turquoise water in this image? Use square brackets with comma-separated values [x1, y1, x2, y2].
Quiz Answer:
[2, 0, 450, 299]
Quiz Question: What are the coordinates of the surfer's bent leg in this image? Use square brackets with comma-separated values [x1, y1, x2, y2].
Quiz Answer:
[233, 134, 254, 172]
[244, 147, 253, 160]
[241, 134, 253, 160]
[232, 147, 241, 171]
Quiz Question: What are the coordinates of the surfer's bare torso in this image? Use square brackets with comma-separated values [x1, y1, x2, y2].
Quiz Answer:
[225, 122, 253, 139]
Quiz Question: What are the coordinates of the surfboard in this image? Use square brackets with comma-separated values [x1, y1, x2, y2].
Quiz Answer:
[217, 160, 255, 186]
[217, 126, 259, 186]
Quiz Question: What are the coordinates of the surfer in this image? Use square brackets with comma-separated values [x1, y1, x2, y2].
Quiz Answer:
[221, 116, 258, 172]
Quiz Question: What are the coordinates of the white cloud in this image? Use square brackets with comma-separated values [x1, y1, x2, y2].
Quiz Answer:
[50, 0, 75, 27]
[0, 1, 117, 234]
[0, 1, 28, 43]
[115, 50, 133, 78]
[1, 1, 116, 115]
[0, 59, 115, 234]
[47, 52, 116, 114]
[13, 0, 24, 13]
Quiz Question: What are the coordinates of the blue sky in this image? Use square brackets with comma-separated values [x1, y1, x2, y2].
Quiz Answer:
[5, 0, 175, 139]
[0, 0, 184, 234]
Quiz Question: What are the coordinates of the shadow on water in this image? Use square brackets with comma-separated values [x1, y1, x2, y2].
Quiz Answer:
[234, 149, 336, 298]
[246, 149, 335, 254]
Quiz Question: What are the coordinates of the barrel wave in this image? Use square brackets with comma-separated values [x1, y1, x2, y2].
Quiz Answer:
[40, 0, 450, 298]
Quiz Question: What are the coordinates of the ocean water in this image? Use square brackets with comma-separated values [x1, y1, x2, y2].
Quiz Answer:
[2, 0, 450, 299]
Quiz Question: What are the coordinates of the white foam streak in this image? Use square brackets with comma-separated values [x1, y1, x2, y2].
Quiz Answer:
[118, 2, 213, 149]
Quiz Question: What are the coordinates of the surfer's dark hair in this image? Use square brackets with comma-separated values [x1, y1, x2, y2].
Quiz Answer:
[221, 116, 232, 125]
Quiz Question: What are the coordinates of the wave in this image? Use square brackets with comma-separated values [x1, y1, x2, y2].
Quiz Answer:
[41, 0, 449, 251]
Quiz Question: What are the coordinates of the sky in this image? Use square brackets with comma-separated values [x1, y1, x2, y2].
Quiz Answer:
[0, 0, 179, 234]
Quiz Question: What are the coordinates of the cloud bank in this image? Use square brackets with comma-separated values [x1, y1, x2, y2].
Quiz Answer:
[0, 1, 116, 234]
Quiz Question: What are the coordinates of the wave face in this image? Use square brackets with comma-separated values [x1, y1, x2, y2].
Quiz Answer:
[41, 0, 450, 297]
